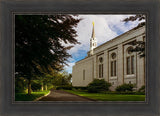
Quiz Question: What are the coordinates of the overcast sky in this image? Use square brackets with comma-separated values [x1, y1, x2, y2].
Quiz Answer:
[63, 14, 142, 74]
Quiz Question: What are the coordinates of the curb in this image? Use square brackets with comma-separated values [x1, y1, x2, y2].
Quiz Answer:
[34, 91, 51, 101]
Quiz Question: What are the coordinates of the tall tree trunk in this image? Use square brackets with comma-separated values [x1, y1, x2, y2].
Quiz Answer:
[41, 82, 44, 91]
[28, 79, 32, 95]
[45, 85, 47, 90]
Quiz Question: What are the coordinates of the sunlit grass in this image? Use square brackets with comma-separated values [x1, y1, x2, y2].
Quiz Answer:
[65, 90, 145, 101]
[15, 90, 50, 101]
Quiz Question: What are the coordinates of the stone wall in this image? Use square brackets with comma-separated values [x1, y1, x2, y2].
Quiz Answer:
[72, 56, 94, 87]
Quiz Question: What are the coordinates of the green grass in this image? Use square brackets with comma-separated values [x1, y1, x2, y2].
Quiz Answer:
[65, 90, 145, 101]
[15, 90, 50, 101]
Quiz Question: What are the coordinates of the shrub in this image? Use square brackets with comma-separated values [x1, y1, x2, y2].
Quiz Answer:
[138, 85, 145, 92]
[56, 85, 73, 90]
[72, 87, 87, 90]
[116, 83, 134, 92]
[87, 79, 111, 93]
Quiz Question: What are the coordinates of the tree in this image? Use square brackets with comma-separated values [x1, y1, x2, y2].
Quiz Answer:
[66, 73, 72, 85]
[123, 14, 145, 58]
[52, 72, 71, 86]
[32, 74, 55, 91]
[123, 14, 145, 28]
[15, 15, 81, 94]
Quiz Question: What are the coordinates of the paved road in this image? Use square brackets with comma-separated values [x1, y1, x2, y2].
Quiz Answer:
[38, 90, 94, 101]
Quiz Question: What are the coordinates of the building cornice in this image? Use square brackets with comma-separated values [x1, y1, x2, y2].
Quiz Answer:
[94, 25, 145, 51]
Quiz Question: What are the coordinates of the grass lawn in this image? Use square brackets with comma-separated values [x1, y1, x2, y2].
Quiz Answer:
[65, 90, 145, 101]
[15, 90, 50, 101]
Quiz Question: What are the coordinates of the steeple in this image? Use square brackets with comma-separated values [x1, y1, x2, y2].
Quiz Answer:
[92, 22, 95, 38]
[89, 21, 97, 56]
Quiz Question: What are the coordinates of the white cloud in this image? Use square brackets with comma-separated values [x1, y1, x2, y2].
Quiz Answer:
[67, 15, 140, 55]
[63, 14, 144, 73]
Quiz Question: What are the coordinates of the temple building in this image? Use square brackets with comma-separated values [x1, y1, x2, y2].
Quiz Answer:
[72, 22, 145, 90]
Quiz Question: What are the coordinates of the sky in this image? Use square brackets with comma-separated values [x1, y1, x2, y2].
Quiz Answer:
[63, 15, 142, 74]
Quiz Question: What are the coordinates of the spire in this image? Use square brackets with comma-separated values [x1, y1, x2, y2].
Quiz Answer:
[89, 21, 97, 56]
[91, 21, 95, 38]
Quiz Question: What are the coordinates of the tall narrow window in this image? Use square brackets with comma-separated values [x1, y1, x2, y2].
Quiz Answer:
[99, 57, 103, 78]
[102, 64, 103, 78]
[126, 47, 135, 75]
[83, 70, 85, 80]
[126, 56, 134, 75]
[127, 57, 130, 74]
[99, 65, 101, 78]
[114, 61, 116, 76]
[131, 56, 134, 74]
[111, 61, 114, 76]
[111, 53, 117, 77]
[99, 64, 103, 78]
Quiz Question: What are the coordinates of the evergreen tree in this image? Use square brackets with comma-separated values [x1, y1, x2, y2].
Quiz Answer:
[15, 15, 81, 94]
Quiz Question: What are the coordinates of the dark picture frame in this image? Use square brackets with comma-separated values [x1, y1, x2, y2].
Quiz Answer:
[0, 0, 160, 116]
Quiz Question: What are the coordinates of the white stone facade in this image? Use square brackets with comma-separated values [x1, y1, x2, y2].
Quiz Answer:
[72, 26, 145, 91]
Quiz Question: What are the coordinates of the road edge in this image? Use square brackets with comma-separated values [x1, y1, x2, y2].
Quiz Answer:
[34, 91, 51, 101]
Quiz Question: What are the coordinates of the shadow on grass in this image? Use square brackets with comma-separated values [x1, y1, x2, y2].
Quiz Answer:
[15, 91, 50, 101]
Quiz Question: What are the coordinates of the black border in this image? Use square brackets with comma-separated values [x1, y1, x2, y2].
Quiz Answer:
[0, 0, 160, 116]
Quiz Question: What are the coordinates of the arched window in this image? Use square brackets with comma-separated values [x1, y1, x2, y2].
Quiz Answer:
[99, 57, 103, 78]
[111, 53, 117, 77]
[126, 47, 134, 75]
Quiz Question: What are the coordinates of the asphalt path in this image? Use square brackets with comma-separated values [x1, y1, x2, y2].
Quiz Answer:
[38, 90, 95, 101]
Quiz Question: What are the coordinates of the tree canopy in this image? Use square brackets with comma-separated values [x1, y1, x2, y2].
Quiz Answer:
[123, 14, 145, 29]
[15, 15, 81, 94]
[15, 15, 81, 78]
